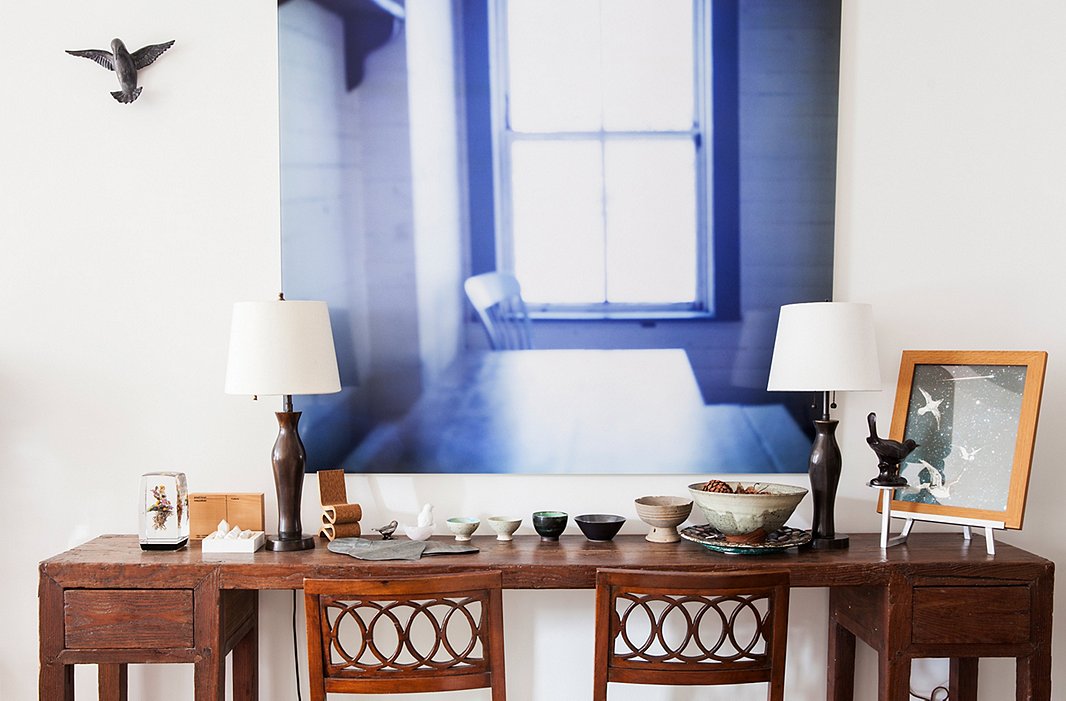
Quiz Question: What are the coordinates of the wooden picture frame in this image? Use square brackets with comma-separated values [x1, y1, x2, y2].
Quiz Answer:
[883, 350, 1046, 529]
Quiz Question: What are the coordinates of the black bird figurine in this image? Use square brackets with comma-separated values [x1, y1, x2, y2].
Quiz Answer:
[866, 412, 918, 487]
[373, 520, 398, 540]
[67, 38, 175, 103]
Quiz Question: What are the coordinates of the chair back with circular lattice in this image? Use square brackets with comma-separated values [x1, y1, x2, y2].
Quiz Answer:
[593, 568, 789, 701]
[304, 571, 506, 700]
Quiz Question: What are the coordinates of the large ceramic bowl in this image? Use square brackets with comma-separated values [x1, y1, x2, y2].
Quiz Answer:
[687, 482, 807, 542]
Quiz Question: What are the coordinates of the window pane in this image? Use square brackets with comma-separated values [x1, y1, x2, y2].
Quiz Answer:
[602, 0, 695, 131]
[604, 139, 697, 303]
[507, 0, 601, 132]
[511, 140, 606, 303]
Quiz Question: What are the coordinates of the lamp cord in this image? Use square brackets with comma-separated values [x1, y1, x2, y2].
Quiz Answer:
[911, 687, 949, 700]
[293, 590, 303, 701]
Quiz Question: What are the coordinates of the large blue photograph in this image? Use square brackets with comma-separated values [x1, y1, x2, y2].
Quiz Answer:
[278, 0, 841, 473]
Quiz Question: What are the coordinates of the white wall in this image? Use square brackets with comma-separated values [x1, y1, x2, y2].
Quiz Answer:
[2, 2, 1063, 700]
[408, 0, 467, 387]
[834, 2, 1066, 695]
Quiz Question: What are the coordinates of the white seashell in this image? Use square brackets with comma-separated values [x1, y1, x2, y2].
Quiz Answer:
[238, 530, 254, 539]
[225, 526, 241, 539]
[217, 520, 230, 535]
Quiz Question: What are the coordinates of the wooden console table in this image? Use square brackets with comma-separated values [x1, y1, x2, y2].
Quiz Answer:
[39, 533, 1053, 700]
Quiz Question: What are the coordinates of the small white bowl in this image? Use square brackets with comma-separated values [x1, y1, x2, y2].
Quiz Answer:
[403, 524, 434, 541]
[446, 517, 480, 542]
[487, 516, 522, 541]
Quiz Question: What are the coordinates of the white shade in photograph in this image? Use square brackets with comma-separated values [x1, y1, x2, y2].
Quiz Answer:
[767, 302, 881, 392]
[224, 300, 341, 396]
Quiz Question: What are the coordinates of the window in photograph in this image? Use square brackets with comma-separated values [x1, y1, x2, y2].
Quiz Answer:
[492, 0, 711, 315]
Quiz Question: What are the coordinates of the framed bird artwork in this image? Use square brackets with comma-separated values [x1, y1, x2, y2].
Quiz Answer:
[883, 350, 1047, 530]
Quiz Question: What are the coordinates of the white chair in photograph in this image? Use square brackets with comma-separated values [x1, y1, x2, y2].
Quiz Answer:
[464, 272, 533, 350]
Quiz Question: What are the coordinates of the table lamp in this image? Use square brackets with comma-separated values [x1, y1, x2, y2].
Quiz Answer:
[225, 295, 341, 551]
[767, 302, 880, 549]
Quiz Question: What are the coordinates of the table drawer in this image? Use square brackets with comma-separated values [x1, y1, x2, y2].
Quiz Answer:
[64, 589, 194, 650]
[912, 585, 1029, 645]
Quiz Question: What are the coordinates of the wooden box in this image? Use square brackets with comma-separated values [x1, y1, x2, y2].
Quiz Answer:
[189, 493, 264, 540]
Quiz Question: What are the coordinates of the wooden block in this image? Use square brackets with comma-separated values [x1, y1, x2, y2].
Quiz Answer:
[190, 494, 227, 540]
[318, 469, 347, 507]
[189, 493, 264, 540]
[227, 494, 264, 532]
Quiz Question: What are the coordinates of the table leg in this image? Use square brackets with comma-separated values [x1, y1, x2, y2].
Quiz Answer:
[949, 658, 978, 701]
[1017, 652, 1052, 700]
[98, 663, 128, 701]
[231, 595, 259, 701]
[827, 616, 856, 701]
[39, 571, 73, 701]
[40, 662, 74, 701]
[1016, 567, 1054, 701]
[878, 653, 911, 701]
[193, 571, 225, 701]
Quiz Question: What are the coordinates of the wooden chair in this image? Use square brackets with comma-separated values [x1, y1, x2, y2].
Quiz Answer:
[304, 571, 506, 700]
[464, 272, 533, 350]
[593, 569, 789, 701]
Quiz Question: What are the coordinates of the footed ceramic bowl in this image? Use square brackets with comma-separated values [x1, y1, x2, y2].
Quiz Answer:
[634, 496, 692, 543]
[688, 482, 808, 542]
[446, 517, 480, 542]
[487, 516, 522, 541]
[575, 514, 626, 541]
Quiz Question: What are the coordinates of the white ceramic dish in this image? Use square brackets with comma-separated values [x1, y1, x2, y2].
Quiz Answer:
[201, 531, 265, 553]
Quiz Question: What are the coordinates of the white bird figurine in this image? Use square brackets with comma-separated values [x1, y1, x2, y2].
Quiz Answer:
[957, 445, 982, 461]
[67, 38, 175, 103]
[400, 505, 435, 542]
[909, 459, 963, 501]
[916, 387, 944, 430]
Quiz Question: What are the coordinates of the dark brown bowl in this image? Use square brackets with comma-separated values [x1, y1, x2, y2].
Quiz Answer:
[574, 514, 626, 541]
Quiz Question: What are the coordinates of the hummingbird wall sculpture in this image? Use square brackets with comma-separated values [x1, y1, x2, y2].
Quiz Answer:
[67, 38, 175, 103]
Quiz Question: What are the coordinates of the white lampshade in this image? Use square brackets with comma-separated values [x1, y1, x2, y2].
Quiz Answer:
[224, 300, 341, 396]
[767, 302, 880, 392]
